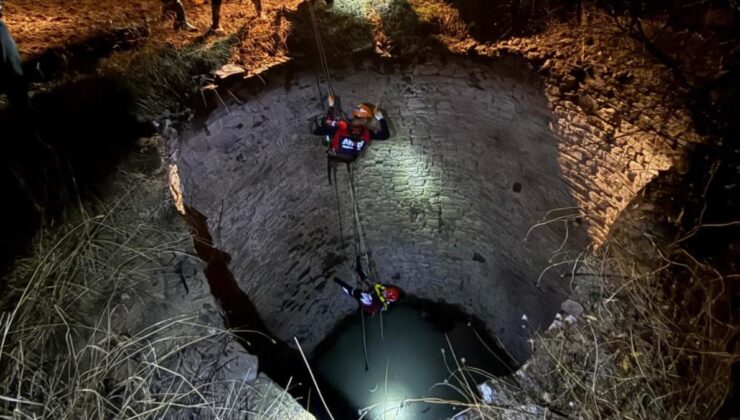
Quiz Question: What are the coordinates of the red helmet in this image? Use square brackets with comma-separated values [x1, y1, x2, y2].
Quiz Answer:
[383, 287, 400, 302]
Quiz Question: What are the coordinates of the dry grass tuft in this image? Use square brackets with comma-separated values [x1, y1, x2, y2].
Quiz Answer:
[0, 171, 269, 419]
[101, 39, 233, 120]
[437, 238, 735, 419]
[356, 227, 736, 419]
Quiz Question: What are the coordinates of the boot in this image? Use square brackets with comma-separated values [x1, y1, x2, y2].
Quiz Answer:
[174, 20, 198, 32]
[168, 1, 198, 31]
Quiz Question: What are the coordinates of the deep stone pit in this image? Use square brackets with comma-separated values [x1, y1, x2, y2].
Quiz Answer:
[172, 55, 589, 365]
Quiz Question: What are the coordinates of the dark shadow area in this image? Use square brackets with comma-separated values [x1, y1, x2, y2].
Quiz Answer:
[593, 0, 739, 86]
[446, 0, 574, 42]
[605, 53, 739, 418]
[0, 77, 153, 277]
[683, 63, 740, 420]
[283, 1, 375, 60]
[22, 23, 149, 83]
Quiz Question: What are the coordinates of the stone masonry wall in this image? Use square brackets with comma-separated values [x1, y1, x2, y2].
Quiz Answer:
[475, 18, 702, 243]
[172, 55, 590, 362]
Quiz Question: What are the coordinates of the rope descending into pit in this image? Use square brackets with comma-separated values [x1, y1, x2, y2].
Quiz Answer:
[347, 163, 390, 366]
[347, 164, 377, 284]
[307, 0, 348, 118]
[346, 162, 372, 371]
[308, 2, 389, 360]
[331, 164, 344, 242]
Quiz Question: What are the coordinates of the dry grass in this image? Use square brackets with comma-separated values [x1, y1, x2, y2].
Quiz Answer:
[100, 39, 233, 120]
[0, 170, 287, 419]
[445, 238, 735, 420]
[349, 227, 736, 419]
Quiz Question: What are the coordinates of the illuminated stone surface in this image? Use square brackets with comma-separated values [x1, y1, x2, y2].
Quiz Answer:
[174, 56, 588, 362]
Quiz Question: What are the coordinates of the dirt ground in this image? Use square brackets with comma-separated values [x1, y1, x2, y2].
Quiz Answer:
[3, 0, 301, 59]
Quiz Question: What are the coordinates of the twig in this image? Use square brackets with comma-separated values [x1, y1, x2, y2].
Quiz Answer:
[293, 337, 334, 420]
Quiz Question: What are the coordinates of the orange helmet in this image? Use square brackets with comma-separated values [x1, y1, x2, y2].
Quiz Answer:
[352, 103, 374, 119]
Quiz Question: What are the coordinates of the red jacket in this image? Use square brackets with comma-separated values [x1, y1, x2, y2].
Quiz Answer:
[329, 120, 372, 158]
[313, 106, 390, 161]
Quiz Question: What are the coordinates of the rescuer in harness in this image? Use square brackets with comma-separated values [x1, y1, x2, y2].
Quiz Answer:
[313, 95, 390, 163]
[333, 257, 400, 314]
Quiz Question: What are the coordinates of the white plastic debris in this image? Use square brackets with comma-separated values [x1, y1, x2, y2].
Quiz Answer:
[548, 312, 564, 330]
[478, 382, 495, 404]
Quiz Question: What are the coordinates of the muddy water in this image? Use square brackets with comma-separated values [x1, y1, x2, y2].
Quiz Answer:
[312, 300, 512, 419]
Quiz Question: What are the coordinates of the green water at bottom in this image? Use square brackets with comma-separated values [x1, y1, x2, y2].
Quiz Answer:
[313, 304, 508, 419]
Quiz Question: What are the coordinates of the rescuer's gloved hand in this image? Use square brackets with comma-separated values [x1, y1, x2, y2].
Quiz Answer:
[374, 109, 384, 120]
[327, 95, 335, 107]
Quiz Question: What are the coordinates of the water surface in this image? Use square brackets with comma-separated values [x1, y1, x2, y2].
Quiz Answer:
[313, 302, 511, 419]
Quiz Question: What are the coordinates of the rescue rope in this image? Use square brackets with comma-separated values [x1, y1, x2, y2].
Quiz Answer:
[347, 162, 376, 369]
[347, 163, 375, 283]
[332, 164, 344, 242]
[307, 0, 334, 98]
[308, 4, 390, 358]
[360, 307, 370, 371]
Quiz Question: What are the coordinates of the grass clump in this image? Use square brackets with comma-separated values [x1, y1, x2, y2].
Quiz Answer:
[101, 39, 233, 120]
[359, 222, 736, 419]
[0, 171, 257, 419]
[418, 240, 736, 419]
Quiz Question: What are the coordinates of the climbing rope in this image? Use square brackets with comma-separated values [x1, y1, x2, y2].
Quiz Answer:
[347, 162, 387, 345]
[307, 0, 334, 98]
[347, 163, 375, 283]
[331, 164, 345, 245]
[307, 2, 390, 360]
[360, 304, 370, 371]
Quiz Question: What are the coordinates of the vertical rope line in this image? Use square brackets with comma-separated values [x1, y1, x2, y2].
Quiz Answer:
[333, 166, 344, 243]
[307, 0, 334, 97]
[360, 307, 370, 371]
[347, 164, 374, 284]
